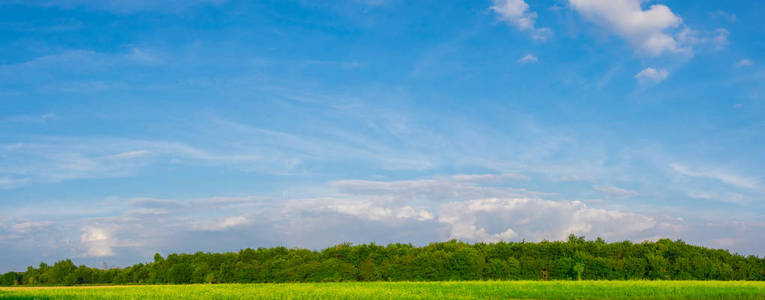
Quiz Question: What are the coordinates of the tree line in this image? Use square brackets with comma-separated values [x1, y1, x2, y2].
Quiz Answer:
[2, 236, 764, 286]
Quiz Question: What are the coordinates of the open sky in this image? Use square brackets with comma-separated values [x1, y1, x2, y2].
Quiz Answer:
[1, 0, 764, 272]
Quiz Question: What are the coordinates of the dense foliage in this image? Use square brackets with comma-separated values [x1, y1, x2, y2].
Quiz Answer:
[2, 236, 764, 286]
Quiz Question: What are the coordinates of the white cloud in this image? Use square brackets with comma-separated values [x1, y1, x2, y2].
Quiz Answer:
[80, 226, 117, 257]
[331, 177, 547, 202]
[688, 191, 750, 205]
[634, 67, 668, 85]
[491, 0, 552, 40]
[311, 197, 434, 222]
[569, 0, 684, 56]
[677, 27, 728, 51]
[670, 163, 759, 190]
[396, 206, 435, 221]
[3, 174, 765, 270]
[10, 221, 53, 234]
[593, 185, 639, 197]
[217, 216, 251, 229]
[193, 216, 252, 231]
[0, 137, 290, 188]
[438, 197, 664, 242]
[107, 150, 152, 160]
[735, 59, 754, 68]
[517, 54, 539, 64]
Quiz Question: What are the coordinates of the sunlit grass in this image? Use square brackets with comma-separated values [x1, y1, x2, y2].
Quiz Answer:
[1, 281, 764, 299]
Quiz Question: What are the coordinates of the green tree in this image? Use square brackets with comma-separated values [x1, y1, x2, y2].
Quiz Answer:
[358, 258, 377, 281]
[167, 263, 193, 284]
[573, 263, 585, 281]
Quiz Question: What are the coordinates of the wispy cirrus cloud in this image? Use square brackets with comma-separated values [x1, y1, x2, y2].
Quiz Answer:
[0, 177, 29, 190]
[708, 10, 736, 23]
[0, 49, 164, 95]
[106, 150, 152, 160]
[517, 54, 539, 64]
[593, 185, 639, 197]
[670, 163, 759, 190]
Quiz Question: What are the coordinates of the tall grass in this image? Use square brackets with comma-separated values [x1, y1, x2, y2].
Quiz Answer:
[1, 281, 764, 299]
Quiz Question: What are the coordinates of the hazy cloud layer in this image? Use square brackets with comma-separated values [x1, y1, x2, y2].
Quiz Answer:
[2, 175, 763, 272]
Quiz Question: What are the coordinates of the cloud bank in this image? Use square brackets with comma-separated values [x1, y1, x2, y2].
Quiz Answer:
[3, 174, 762, 272]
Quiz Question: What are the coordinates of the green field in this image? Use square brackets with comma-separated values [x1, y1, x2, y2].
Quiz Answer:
[1, 281, 764, 299]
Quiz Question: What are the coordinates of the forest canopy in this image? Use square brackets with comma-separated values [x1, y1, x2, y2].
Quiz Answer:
[2, 236, 764, 286]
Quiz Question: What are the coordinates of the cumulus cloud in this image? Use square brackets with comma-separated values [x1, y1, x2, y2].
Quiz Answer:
[438, 198, 667, 243]
[491, 0, 552, 40]
[569, 0, 683, 56]
[80, 226, 117, 257]
[517, 54, 539, 64]
[593, 185, 639, 197]
[634, 67, 668, 85]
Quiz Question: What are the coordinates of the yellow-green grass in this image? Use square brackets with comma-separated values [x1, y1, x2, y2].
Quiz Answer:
[1, 281, 764, 299]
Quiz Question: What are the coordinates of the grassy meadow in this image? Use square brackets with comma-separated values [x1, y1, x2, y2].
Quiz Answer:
[1, 281, 764, 300]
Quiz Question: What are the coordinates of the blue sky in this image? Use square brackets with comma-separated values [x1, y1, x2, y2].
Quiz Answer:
[0, 0, 763, 271]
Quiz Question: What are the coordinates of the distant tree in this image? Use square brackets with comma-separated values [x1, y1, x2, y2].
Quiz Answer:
[358, 258, 377, 281]
[487, 259, 511, 279]
[573, 263, 585, 281]
[506, 257, 521, 280]
[167, 263, 193, 284]
[448, 248, 481, 280]
[552, 258, 574, 280]
[51, 259, 76, 285]
[7, 237, 765, 285]
[0, 272, 19, 286]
